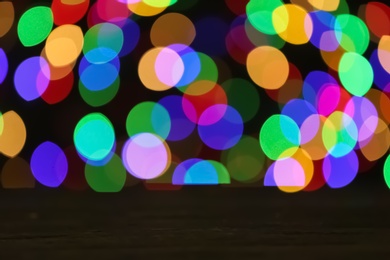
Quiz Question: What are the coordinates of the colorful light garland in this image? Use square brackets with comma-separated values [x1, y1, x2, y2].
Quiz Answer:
[0, 0, 390, 192]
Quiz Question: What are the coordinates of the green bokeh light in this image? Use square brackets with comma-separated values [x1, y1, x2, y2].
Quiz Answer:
[74, 113, 115, 162]
[79, 77, 119, 107]
[143, 0, 177, 8]
[322, 112, 358, 158]
[259, 114, 300, 160]
[17, 6, 53, 47]
[339, 52, 373, 97]
[126, 102, 171, 139]
[208, 160, 231, 184]
[335, 14, 369, 54]
[222, 78, 260, 123]
[83, 23, 124, 63]
[384, 154, 390, 189]
[222, 135, 265, 183]
[177, 52, 218, 93]
[329, 0, 350, 16]
[85, 153, 126, 192]
[246, 0, 283, 35]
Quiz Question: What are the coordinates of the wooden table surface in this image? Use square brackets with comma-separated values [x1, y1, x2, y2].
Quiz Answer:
[0, 185, 389, 259]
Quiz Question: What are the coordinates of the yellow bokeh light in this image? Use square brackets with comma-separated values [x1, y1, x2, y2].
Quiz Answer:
[143, 0, 175, 8]
[360, 118, 390, 162]
[300, 115, 329, 161]
[308, 0, 340, 11]
[184, 80, 217, 96]
[272, 4, 312, 45]
[61, 0, 87, 5]
[150, 13, 196, 47]
[1, 157, 35, 189]
[128, 1, 167, 16]
[378, 35, 390, 74]
[138, 47, 173, 91]
[0, 111, 27, 158]
[277, 148, 314, 193]
[247, 46, 289, 90]
[41, 47, 76, 80]
[0, 2, 14, 38]
[45, 24, 84, 67]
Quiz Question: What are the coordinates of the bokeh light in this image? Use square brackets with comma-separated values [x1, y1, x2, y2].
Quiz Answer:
[85, 153, 126, 192]
[0, 111, 26, 158]
[259, 114, 300, 160]
[0, 2, 14, 38]
[17, 6, 53, 47]
[339, 52, 373, 97]
[247, 46, 289, 90]
[14, 56, 50, 101]
[1, 157, 35, 189]
[30, 141, 68, 188]
[3, 0, 390, 192]
[150, 13, 195, 47]
[198, 104, 243, 150]
[126, 101, 171, 140]
[122, 133, 171, 180]
[0, 48, 8, 84]
[51, 0, 90, 25]
[45, 24, 84, 67]
[74, 113, 116, 162]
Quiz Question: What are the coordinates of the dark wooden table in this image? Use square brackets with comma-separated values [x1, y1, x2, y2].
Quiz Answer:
[0, 185, 389, 259]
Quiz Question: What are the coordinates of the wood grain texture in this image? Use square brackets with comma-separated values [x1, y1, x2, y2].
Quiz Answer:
[0, 187, 389, 259]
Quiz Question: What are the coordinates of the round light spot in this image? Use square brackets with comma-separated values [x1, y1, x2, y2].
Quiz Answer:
[138, 47, 175, 91]
[79, 76, 119, 107]
[246, 0, 284, 35]
[272, 4, 312, 45]
[378, 35, 390, 74]
[79, 56, 120, 91]
[0, 2, 14, 38]
[222, 135, 266, 183]
[198, 105, 243, 150]
[51, 0, 89, 25]
[18, 6, 53, 47]
[259, 114, 300, 160]
[222, 78, 260, 123]
[1, 157, 35, 189]
[0, 48, 8, 84]
[273, 157, 305, 190]
[122, 133, 171, 180]
[158, 95, 196, 142]
[127, 1, 167, 17]
[384, 154, 390, 189]
[83, 23, 123, 64]
[308, 0, 339, 11]
[30, 141, 68, 188]
[322, 111, 357, 158]
[85, 153, 126, 192]
[155, 47, 184, 87]
[150, 13, 195, 47]
[45, 24, 84, 67]
[14, 56, 50, 101]
[126, 101, 171, 140]
[0, 111, 26, 158]
[247, 46, 289, 90]
[323, 151, 358, 188]
[335, 14, 369, 54]
[339, 52, 373, 97]
[74, 113, 116, 162]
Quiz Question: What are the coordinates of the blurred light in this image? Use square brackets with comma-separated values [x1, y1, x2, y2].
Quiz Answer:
[17, 6, 53, 47]
[30, 141, 68, 188]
